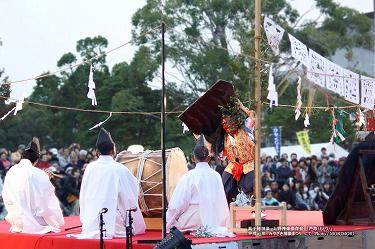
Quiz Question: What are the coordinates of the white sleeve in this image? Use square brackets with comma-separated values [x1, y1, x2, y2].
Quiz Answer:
[79, 167, 90, 224]
[118, 167, 146, 235]
[32, 172, 64, 227]
[166, 175, 191, 231]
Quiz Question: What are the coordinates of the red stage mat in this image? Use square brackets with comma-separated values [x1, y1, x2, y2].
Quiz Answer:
[1, 210, 375, 249]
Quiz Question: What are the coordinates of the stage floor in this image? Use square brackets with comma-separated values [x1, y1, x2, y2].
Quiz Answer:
[1, 210, 375, 249]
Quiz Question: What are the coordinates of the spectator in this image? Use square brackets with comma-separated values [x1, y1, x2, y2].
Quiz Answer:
[291, 159, 302, 181]
[281, 153, 289, 163]
[69, 143, 80, 155]
[77, 150, 88, 169]
[36, 153, 50, 169]
[312, 185, 329, 210]
[276, 158, 292, 186]
[58, 148, 70, 168]
[278, 183, 294, 209]
[262, 189, 280, 206]
[261, 153, 267, 164]
[86, 152, 95, 163]
[323, 182, 333, 197]
[262, 156, 277, 179]
[320, 147, 328, 159]
[261, 171, 275, 187]
[0, 150, 11, 171]
[290, 153, 298, 161]
[65, 151, 79, 171]
[270, 181, 280, 199]
[10, 152, 21, 166]
[295, 185, 310, 210]
[317, 157, 333, 184]
[48, 148, 60, 166]
[331, 157, 344, 184]
[62, 167, 81, 216]
[306, 157, 318, 185]
[17, 144, 25, 155]
[299, 159, 308, 183]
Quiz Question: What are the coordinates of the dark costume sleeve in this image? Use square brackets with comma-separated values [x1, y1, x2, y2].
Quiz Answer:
[323, 141, 375, 224]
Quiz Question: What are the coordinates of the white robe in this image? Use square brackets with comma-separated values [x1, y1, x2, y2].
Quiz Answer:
[166, 162, 230, 234]
[78, 155, 145, 239]
[2, 159, 64, 234]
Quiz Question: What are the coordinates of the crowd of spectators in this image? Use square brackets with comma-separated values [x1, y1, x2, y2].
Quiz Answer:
[0, 143, 98, 219]
[0, 144, 345, 220]
[189, 147, 345, 211]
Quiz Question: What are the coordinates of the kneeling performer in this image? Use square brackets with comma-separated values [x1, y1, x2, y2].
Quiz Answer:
[79, 128, 146, 238]
[166, 135, 230, 233]
[2, 137, 64, 233]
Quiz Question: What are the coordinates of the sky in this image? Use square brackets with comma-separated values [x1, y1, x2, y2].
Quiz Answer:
[0, 0, 374, 100]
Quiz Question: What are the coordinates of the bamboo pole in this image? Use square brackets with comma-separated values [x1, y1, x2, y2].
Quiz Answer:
[254, 0, 262, 227]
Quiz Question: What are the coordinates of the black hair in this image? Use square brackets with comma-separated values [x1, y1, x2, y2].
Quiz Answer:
[193, 146, 209, 162]
[22, 150, 39, 164]
[71, 167, 80, 175]
[97, 143, 114, 155]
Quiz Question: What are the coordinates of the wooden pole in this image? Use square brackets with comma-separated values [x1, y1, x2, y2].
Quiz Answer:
[254, 0, 262, 227]
[161, 22, 167, 238]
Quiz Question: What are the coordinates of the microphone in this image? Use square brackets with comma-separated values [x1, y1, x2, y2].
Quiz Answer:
[99, 208, 108, 214]
[127, 207, 137, 212]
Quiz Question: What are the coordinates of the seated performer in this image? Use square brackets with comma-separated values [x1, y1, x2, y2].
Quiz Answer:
[166, 135, 230, 233]
[79, 128, 145, 238]
[2, 137, 64, 234]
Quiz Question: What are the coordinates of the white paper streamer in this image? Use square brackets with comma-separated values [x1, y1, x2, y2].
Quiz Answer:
[182, 123, 189, 134]
[343, 69, 359, 104]
[266, 64, 278, 108]
[304, 113, 310, 127]
[87, 64, 97, 106]
[288, 34, 309, 67]
[89, 112, 112, 130]
[307, 49, 326, 88]
[325, 59, 344, 96]
[1, 92, 25, 121]
[361, 76, 375, 109]
[295, 77, 302, 120]
[0, 106, 16, 121]
[14, 92, 25, 115]
[336, 130, 346, 141]
[358, 109, 366, 128]
[263, 16, 285, 56]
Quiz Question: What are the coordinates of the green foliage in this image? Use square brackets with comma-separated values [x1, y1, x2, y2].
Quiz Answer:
[0, 0, 372, 152]
[57, 52, 77, 68]
[131, 0, 372, 147]
[76, 36, 108, 65]
[219, 97, 247, 129]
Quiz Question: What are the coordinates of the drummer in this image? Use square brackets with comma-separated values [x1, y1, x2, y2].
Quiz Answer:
[77, 128, 146, 239]
[166, 135, 230, 234]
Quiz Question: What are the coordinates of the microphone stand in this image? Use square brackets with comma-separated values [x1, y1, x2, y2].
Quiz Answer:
[99, 211, 106, 249]
[126, 209, 135, 249]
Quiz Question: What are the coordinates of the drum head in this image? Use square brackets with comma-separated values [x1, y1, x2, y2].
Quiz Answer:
[116, 147, 188, 217]
[166, 148, 188, 200]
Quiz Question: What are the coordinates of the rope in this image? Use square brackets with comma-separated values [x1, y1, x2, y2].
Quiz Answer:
[1, 26, 161, 86]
